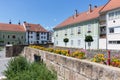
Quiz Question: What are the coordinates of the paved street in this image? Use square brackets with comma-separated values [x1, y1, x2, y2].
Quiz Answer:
[0, 58, 10, 77]
[0, 47, 10, 77]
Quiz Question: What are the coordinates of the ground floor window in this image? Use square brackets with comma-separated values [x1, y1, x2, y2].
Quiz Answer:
[109, 40, 120, 44]
[71, 40, 73, 46]
[78, 40, 81, 46]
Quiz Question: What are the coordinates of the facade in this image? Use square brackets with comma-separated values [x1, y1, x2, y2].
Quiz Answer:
[0, 23, 26, 45]
[23, 22, 48, 44]
[54, 6, 103, 49]
[100, 0, 120, 50]
[54, 0, 120, 50]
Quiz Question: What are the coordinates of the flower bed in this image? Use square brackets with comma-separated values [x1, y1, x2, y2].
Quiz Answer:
[29, 45, 120, 68]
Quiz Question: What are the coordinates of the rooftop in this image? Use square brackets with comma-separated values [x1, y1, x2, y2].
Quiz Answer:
[0, 23, 25, 32]
[54, 6, 103, 29]
[24, 22, 48, 32]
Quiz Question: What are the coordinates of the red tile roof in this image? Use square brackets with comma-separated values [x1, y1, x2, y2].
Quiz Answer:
[24, 23, 48, 32]
[0, 23, 25, 32]
[54, 6, 103, 29]
[100, 0, 120, 13]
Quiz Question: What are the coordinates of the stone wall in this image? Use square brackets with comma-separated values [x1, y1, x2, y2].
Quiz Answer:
[6, 45, 26, 57]
[23, 47, 120, 80]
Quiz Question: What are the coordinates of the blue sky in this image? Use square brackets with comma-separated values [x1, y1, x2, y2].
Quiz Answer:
[0, 0, 108, 30]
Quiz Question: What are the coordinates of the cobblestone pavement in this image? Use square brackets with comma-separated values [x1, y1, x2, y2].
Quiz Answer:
[0, 58, 11, 77]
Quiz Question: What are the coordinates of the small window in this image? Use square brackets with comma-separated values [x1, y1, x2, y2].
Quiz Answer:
[21, 36, 23, 39]
[12, 35, 16, 39]
[3, 35, 5, 38]
[44, 36, 46, 39]
[78, 40, 81, 46]
[109, 12, 114, 20]
[78, 27, 81, 34]
[65, 30, 67, 36]
[41, 36, 43, 39]
[109, 28, 114, 33]
[117, 41, 120, 44]
[71, 40, 73, 46]
[71, 28, 74, 35]
[87, 24, 91, 33]
[8, 35, 10, 38]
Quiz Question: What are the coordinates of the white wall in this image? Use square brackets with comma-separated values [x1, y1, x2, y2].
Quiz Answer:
[99, 39, 106, 49]
[107, 9, 120, 50]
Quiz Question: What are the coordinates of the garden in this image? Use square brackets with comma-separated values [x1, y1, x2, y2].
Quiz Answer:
[29, 45, 120, 68]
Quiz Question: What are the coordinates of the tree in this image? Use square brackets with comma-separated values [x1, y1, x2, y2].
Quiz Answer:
[85, 35, 93, 49]
[63, 38, 69, 47]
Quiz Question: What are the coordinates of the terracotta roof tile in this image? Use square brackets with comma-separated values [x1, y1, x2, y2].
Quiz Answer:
[24, 23, 48, 32]
[0, 23, 25, 32]
[100, 0, 120, 12]
[54, 6, 103, 29]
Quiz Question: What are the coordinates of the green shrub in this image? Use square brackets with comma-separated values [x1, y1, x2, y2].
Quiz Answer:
[4, 56, 57, 80]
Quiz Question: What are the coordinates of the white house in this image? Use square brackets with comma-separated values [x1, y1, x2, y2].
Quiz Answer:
[23, 22, 48, 44]
[100, 0, 120, 50]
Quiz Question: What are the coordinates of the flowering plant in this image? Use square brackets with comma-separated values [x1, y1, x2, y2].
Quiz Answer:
[91, 53, 106, 63]
[71, 50, 85, 59]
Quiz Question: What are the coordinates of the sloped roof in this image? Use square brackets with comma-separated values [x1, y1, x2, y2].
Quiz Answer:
[54, 6, 103, 29]
[24, 22, 48, 32]
[100, 0, 120, 13]
[0, 23, 25, 32]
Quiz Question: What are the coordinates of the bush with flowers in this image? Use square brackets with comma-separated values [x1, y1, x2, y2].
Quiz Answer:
[71, 50, 86, 59]
[91, 53, 106, 63]
[111, 55, 120, 67]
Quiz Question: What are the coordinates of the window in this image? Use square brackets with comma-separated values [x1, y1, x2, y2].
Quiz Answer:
[71, 40, 73, 46]
[78, 40, 81, 46]
[21, 36, 23, 39]
[87, 24, 91, 33]
[31, 36, 33, 38]
[109, 28, 114, 33]
[44, 36, 46, 39]
[12, 35, 16, 39]
[65, 30, 67, 36]
[109, 41, 120, 44]
[56, 32, 58, 37]
[41, 36, 43, 39]
[3, 35, 5, 38]
[78, 27, 81, 34]
[8, 35, 10, 38]
[71, 28, 74, 35]
[115, 11, 120, 19]
[114, 27, 120, 33]
[109, 12, 114, 20]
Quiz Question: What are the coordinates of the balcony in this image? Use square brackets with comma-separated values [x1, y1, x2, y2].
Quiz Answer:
[99, 26, 106, 38]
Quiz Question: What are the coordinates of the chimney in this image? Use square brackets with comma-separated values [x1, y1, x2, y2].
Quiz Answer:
[24, 21, 26, 23]
[9, 20, 12, 24]
[89, 4, 92, 13]
[18, 20, 21, 25]
[75, 9, 78, 17]
[94, 5, 97, 8]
